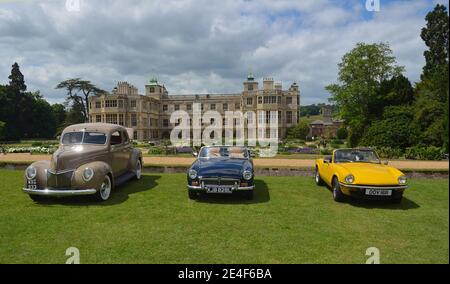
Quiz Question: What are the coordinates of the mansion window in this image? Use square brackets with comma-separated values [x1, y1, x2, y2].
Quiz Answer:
[278, 111, 282, 123]
[130, 100, 137, 108]
[95, 115, 102, 123]
[105, 100, 118, 108]
[223, 103, 228, 111]
[106, 114, 118, 124]
[118, 100, 124, 108]
[211, 104, 216, 110]
[95, 101, 101, 109]
[150, 87, 155, 93]
[248, 84, 254, 91]
[247, 112, 253, 124]
[286, 97, 292, 104]
[118, 114, 125, 126]
[131, 114, 137, 127]
[235, 103, 240, 109]
[286, 111, 292, 124]
[163, 105, 168, 111]
[186, 104, 192, 111]
[277, 96, 281, 104]
[175, 104, 180, 111]
[257, 96, 262, 104]
[133, 131, 138, 140]
[263, 96, 277, 104]
[246, 98, 253, 105]
[163, 119, 169, 127]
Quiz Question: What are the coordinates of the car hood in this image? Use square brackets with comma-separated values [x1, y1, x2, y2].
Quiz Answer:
[192, 157, 251, 178]
[338, 162, 403, 185]
[50, 145, 108, 172]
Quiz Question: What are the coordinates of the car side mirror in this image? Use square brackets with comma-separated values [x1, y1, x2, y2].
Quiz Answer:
[383, 160, 389, 165]
[250, 151, 256, 158]
[192, 152, 198, 157]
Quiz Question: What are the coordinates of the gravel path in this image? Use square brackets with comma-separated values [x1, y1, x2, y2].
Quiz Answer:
[0, 153, 448, 170]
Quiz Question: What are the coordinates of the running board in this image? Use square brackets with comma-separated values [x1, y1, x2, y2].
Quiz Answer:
[114, 171, 136, 187]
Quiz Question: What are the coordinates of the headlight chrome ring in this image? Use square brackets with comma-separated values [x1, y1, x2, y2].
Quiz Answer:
[345, 174, 355, 184]
[26, 166, 37, 180]
[82, 167, 94, 182]
[398, 175, 407, 185]
[188, 169, 197, 179]
[243, 170, 253, 181]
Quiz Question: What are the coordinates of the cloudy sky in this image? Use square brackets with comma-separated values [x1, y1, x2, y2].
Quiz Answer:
[0, 0, 448, 105]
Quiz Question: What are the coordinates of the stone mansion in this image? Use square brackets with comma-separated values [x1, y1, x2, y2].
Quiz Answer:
[88, 75, 300, 141]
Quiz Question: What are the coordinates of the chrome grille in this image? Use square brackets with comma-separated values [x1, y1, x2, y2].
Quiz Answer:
[47, 170, 74, 189]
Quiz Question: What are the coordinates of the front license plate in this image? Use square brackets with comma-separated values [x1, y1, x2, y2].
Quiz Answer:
[205, 186, 233, 194]
[27, 179, 37, 190]
[365, 189, 392, 196]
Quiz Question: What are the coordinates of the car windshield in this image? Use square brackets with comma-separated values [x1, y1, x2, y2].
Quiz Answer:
[199, 147, 248, 159]
[334, 149, 381, 164]
[61, 131, 107, 145]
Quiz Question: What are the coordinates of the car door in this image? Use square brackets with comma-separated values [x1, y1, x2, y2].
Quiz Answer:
[321, 155, 333, 185]
[110, 131, 127, 176]
[121, 130, 133, 171]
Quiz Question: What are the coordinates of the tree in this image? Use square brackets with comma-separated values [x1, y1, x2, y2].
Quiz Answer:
[420, 4, 449, 79]
[56, 79, 106, 122]
[287, 121, 310, 139]
[360, 106, 419, 149]
[414, 4, 449, 149]
[336, 127, 348, 140]
[65, 101, 86, 125]
[326, 42, 404, 146]
[8, 62, 26, 93]
[0, 121, 5, 141]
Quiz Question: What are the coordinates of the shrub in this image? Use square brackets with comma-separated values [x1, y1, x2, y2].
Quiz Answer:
[405, 146, 443, 160]
[336, 127, 348, 140]
[374, 147, 403, 159]
[320, 148, 333, 155]
[31, 141, 43, 147]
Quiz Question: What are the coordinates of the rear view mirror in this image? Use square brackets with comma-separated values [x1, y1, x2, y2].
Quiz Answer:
[192, 152, 198, 157]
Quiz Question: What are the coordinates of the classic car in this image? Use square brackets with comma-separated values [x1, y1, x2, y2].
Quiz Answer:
[315, 148, 408, 203]
[187, 146, 255, 200]
[23, 123, 142, 202]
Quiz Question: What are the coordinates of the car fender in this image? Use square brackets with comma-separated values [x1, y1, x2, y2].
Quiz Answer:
[24, 160, 51, 188]
[129, 148, 142, 171]
[73, 161, 113, 191]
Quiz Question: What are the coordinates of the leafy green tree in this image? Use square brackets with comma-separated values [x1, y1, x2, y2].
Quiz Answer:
[336, 127, 348, 140]
[326, 42, 404, 146]
[414, 4, 449, 149]
[360, 106, 419, 149]
[65, 101, 86, 125]
[0, 121, 5, 141]
[287, 121, 310, 139]
[56, 79, 106, 122]
[420, 4, 449, 79]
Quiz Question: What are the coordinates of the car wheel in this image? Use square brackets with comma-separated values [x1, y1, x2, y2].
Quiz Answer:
[188, 190, 198, 200]
[315, 168, 325, 186]
[332, 177, 346, 202]
[95, 175, 112, 201]
[135, 159, 142, 180]
[244, 190, 254, 200]
[29, 194, 47, 202]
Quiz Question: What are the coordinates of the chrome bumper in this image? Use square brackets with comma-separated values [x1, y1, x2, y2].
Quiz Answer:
[339, 184, 408, 190]
[22, 188, 97, 197]
[187, 185, 255, 191]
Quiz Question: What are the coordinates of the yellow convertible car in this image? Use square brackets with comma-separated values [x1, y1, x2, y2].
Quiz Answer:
[315, 148, 408, 203]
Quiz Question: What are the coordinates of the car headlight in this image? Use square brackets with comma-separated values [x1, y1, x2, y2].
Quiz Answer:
[345, 174, 354, 184]
[398, 175, 407, 185]
[243, 170, 253, 180]
[82, 167, 94, 182]
[25, 166, 37, 180]
[188, 169, 197, 179]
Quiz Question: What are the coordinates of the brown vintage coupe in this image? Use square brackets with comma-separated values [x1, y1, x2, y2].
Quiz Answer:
[23, 123, 142, 202]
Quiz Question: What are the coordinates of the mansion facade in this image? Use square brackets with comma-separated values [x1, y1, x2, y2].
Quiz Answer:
[88, 75, 300, 141]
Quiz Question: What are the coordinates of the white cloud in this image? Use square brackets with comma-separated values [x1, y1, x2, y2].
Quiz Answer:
[0, 0, 445, 105]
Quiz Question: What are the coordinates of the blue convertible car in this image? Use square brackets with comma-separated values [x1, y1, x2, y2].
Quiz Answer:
[187, 146, 255, 200]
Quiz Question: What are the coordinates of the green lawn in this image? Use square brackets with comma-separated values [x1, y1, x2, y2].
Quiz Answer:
[0, 170, 448, 264]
